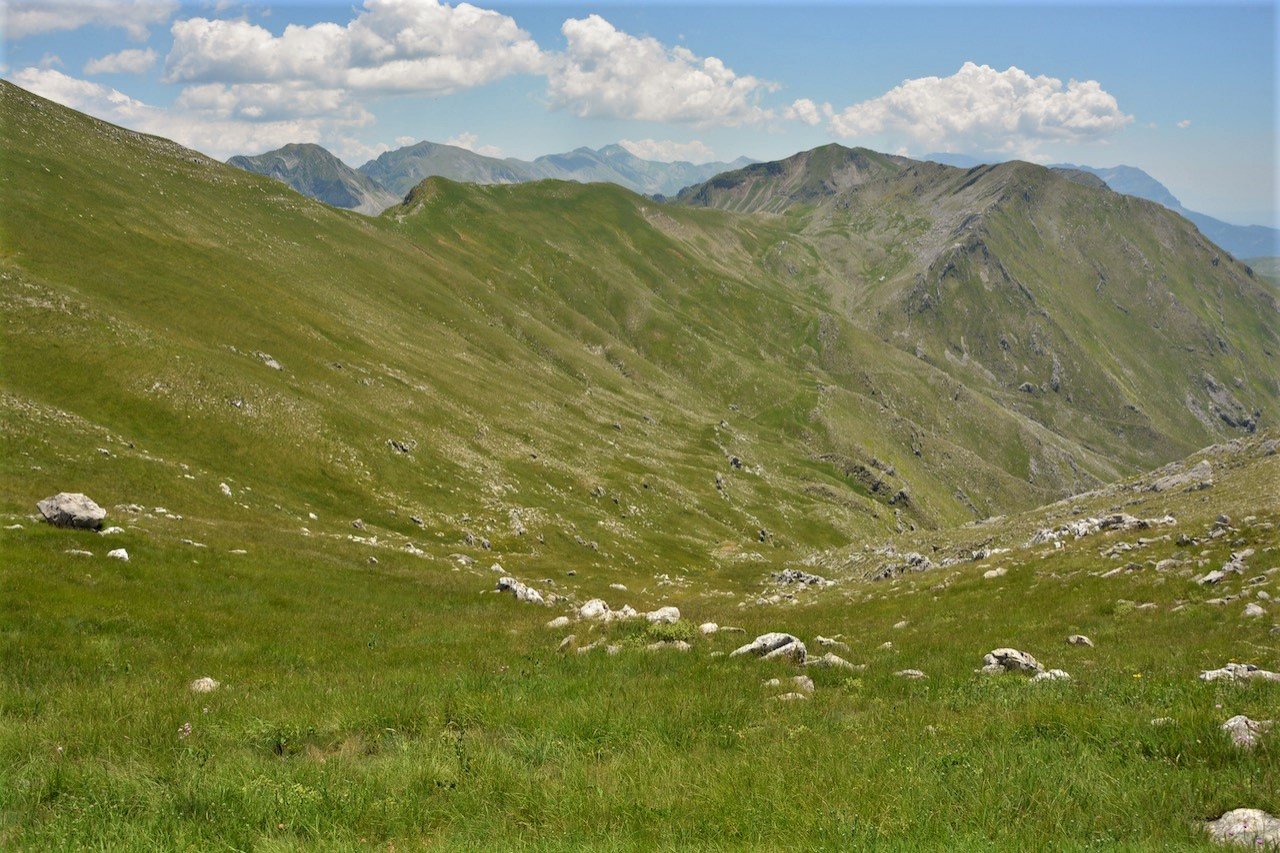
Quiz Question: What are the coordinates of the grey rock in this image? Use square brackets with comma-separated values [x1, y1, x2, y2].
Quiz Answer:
[189, 677, 220, 693]
[895, 669, 927, 679]
[1204, 809, 1280, 847]
[496, 576, 545, 605]
[1031, 668, 1072, 682]
[731, 632, 806, 664]
[1199, 663, 1280, 683]
[981, 648, 1044, 674]
[1222, 715, 1274, 749]
[37, 492, 106, 530]
[806, 652, 862, 672]
[645, 606, 680, 624]
[1066, 635, 1094, 647]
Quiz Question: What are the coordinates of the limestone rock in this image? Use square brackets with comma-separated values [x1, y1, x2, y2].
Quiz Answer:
[1199, 663, 1280, 683]
[1066, 635, 1094, 647]
[1031, 669, 1072, 682]
[895, 669, 927, 679]
[189, 677, 220, 693]
[37, 493, 106, 530]
[107, 548, 129, 561]
[1204, 809, 1280, 847]
[698, 622, 719, 635]
[1222, 715, 1274, 749]
[645, 606, 680, 624]
[981, 648, 1044, 675]
[806, 652, 861, 672]
[496, 576, 545, 605]
[730, 632, 806, 664]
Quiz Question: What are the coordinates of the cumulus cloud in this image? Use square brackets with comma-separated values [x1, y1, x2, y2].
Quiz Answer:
[783, 98, 833, 126]
[547, 15, 774, 126]
[10, 67, 359, 159]
[830, 62, 1132, 155]
[6, 0, 177, 40]
[164, 0, 544, 96]
[618, 138, 715, 163]
[1177, 118, 1192, 129]
[84, 48, 158, 75]
[175, 82, 372, 123]
[444, 132, 503, 158]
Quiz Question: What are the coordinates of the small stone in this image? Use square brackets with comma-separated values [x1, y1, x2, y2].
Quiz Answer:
[557, 635, 576, 652]
[983, 567, 1007, 579]
[1244, 603, 1266, 618]
[547, 616, 571, 629]
[792, 675, 815, 694]
[699, 622, 719, 635]
[895, 669, 927, 679]
[1066, 635, 1094, 647]
[893, 620, 909, 629]
[189, 677, 220, 693]
[773, 692, 809, 701]
[219, 482, 233, 497]
[107, 548, 129, 561]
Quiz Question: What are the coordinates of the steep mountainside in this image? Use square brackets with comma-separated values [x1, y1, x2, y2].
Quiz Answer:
[359, 140, 752, 198]
[227, 143, 399, 215]
[679, 145, 1280, 472]
[358, 140, 530, 194]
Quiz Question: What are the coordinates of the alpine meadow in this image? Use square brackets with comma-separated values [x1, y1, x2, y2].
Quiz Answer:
[2, 1, 1279, 849]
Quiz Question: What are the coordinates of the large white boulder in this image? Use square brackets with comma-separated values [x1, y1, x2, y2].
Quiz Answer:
[37, 492, 106, 530]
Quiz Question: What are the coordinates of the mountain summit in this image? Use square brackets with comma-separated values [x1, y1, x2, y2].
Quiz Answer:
[227, 143, 399, 215]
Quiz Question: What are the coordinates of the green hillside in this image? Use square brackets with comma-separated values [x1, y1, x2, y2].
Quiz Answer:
[2, 81, 1279, 849]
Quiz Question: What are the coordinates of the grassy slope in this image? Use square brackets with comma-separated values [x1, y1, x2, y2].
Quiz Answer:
[2, 83, 1279, 849]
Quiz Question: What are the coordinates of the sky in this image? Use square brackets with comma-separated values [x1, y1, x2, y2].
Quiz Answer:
[1, 0, 1276, 227]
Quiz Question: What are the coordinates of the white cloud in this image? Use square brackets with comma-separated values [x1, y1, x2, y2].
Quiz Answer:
[830, 62, 1133, 155]
[164, 0, 544, 96]
[547, 15, 774, 126]
[6, 0, 177, 40]
[331, 136, 391, 165]
[444, 132, 503, 158]
[783, 98, 832, 126]
[618, 138, 715, 163]
[84, 48, 158, 75]
[175, 82, 372, 123]
[394, 135, 415, 147]
[10, 67, 358, 159]
[1176, 118, 1192, 129]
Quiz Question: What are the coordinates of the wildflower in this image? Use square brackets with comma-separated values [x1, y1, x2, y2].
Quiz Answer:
[178, 722, 192, 739]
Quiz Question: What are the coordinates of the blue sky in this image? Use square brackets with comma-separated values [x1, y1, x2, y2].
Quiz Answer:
[3, 0, 1276, 226]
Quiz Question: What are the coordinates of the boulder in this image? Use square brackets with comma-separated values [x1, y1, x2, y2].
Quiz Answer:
[546, 616, 571, 629]
[982, 567, 1008, 579]
[981, 648, 1044, 675]
[698, 622, 719, 635]
[806, 652, 861, 672]
[1031, 669, 1072, 682]
[730, 632, 806, 664]
[645, 606, 680, 624]
[1244, 603, 1266, 618]
[1199, 663, 1280, 683]
[1204, 809, 1280, 847]
[792, 674, 815, 694]
[577, 599, 611, 620]
[107, 548, 129, 561]
[1222, 715, 1273, 750]
[37, 493, 106, 530]
[496, 576, 545, 605]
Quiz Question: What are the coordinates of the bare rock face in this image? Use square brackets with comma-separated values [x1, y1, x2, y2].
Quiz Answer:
[980, 648, 1044, 675]
[37, 493, 106, 530]
[1204, 809, 1280, 847]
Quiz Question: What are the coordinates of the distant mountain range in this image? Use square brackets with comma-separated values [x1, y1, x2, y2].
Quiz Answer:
[925, 153, 1278, 259]
[227, 143, 398, 216]
[229, 140, 755, 214]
